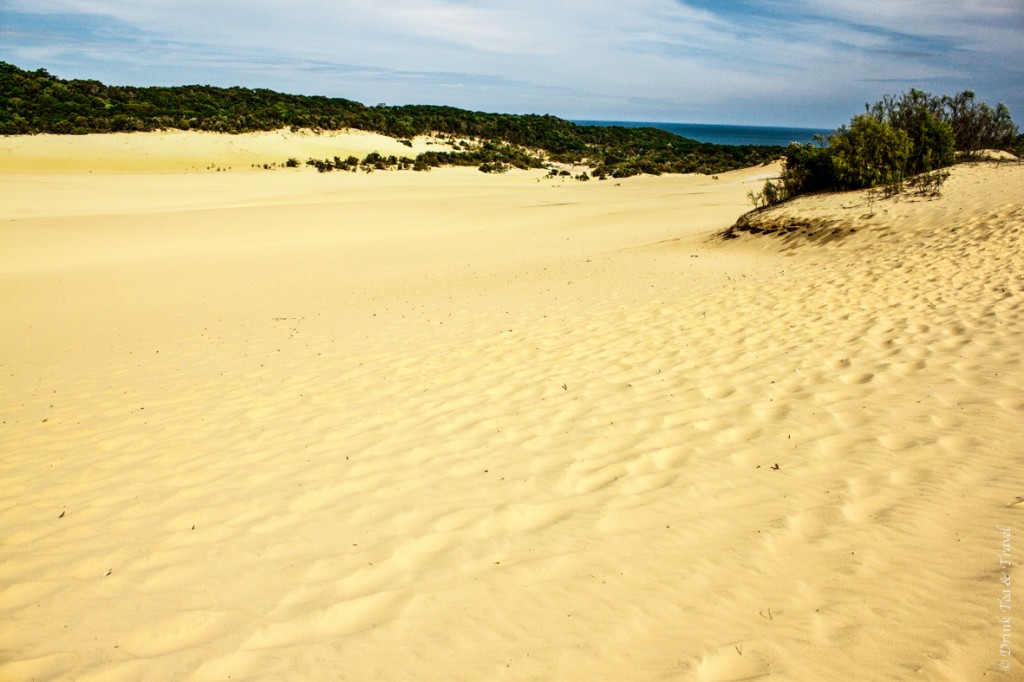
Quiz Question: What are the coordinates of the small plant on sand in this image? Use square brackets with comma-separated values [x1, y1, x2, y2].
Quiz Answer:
[905, 169, 950, 197]
[478, 161, 510, 173]
[747, 179, 785, 208]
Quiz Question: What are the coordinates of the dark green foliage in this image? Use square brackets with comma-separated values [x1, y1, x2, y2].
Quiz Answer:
[478, 162, 509, 173]
[942, 90, 1019, 154]
[763, 179, 783, 205]
[0, 63, 369, 134]
[868, 89, 955, 174]
[410, 141, 548, 172]
[907, 112, 955, 173]
[778, 88, 1018, 203]
[302, 153, 416, 172]
[779, 142, 836, 197]
[0, 61, 781, 176]
[830, 115, 912, 189]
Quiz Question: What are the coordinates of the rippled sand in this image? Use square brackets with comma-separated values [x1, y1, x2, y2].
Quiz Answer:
[1, 133, 1021, 680]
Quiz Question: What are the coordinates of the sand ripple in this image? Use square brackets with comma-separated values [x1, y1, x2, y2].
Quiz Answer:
[1, 154, 1022, 680]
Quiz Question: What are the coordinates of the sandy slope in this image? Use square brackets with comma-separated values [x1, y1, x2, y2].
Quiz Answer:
[0, 129, 447, 174]
[1, 133, 1021, 681]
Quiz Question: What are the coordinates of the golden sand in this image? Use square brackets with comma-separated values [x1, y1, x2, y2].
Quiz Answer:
[1, 132, 1021, 680]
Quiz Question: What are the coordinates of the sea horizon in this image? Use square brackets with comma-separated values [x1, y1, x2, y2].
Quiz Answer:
[573, 119, 835, 147]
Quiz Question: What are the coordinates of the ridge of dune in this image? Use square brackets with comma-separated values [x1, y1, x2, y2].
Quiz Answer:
[1, 133, 1021, 681]
[720, 157, 1023, 249]
[0, 128, 454, 174]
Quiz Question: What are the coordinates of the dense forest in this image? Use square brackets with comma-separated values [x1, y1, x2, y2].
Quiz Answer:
[0, 61, 782, 177]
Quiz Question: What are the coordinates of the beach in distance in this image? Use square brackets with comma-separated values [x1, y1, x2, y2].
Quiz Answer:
[1, 129, 1022, 681]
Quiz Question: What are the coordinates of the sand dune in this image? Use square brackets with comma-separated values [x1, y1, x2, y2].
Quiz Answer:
[1, 132, 1021, 680]
[0, 129, 448, 174]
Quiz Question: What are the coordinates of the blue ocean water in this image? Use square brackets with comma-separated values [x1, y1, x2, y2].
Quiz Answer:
[573, 120, 834, 147]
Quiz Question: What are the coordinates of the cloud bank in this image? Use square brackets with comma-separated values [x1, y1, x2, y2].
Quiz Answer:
[2, 0, 1021, 126]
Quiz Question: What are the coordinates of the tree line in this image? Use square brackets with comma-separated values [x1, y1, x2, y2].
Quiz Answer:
[6, 63, 1016, 184]
[0, 61, 780, 177]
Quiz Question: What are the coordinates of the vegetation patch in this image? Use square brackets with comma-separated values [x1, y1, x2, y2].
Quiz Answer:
[751, 89, 1020, 208]
[721, 212, 855, 246]
[0, 61, 782, 177]
[728, 89, 1020, 245]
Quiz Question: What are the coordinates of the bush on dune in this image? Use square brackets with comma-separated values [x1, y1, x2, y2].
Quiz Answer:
[829, 115, 913, 190]
[760, 88, 1018, 207]
[943, 90, 1019, 155]
[868, 89, 955, 174]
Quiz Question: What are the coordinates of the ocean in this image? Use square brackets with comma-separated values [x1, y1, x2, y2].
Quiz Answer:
[573, 120, 835, 147]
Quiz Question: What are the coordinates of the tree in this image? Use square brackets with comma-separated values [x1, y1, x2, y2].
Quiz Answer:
[868, 89, 955, 174]
[942, 91, 1019, 154]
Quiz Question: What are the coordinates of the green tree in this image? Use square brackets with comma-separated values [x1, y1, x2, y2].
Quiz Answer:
[869, 89, 955, 174]
[942, 90, 1019, 153]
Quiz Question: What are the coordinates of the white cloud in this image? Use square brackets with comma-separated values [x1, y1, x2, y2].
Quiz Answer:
[2, 0, 1021, 126]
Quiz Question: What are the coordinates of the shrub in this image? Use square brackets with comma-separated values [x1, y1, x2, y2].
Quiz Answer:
[478, 162, 509, 173]
[761, 179, 783, 205]
[778, 116, 911, 198]
[868, 89, 955, 174]
[943, 91, 1019, 154]
[747, 179, 786, 209]
[828, 115, 912, 190]
[776, 89, 1017, 204]
[907, 110, 955, 173]
[779, 142, 835, 196]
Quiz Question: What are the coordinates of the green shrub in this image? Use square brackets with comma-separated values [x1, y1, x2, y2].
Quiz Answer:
[868, 89, 955, 173]
[478, 162, 509, 173]
[779, 142, 835, 196]
[907, 111, 955, 173]
[776, 88, 1017, 204]
[747, 179, 787, 208]
[943, 91, 1019, 154]
[829, 115, 912, 189]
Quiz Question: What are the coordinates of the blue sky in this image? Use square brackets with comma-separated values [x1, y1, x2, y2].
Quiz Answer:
[1, 0, 1021, 127]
